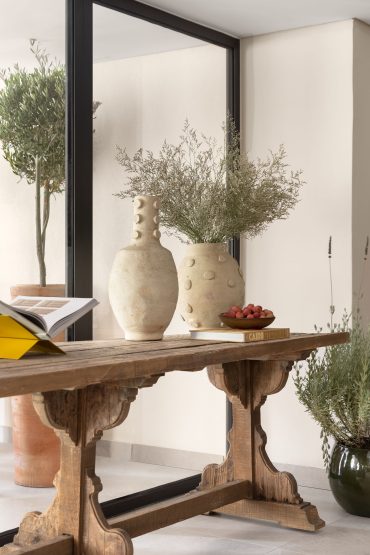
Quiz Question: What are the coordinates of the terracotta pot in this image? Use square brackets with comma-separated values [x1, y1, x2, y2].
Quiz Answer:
[178, 243, 245, 329]
[10, 283, 65, 487]
[109, 196, 178, 340]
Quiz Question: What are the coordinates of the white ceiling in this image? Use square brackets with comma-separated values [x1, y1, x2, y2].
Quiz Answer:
[141, 0, 370, 38]
[0, 0, 205, 69]
[1, 0, 370, 69]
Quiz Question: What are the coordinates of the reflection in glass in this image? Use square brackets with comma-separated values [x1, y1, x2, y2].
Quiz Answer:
[93, 4, 226, 339]
[92, 5, 228, 464]
[0, 0, 66, 298]
[0, 0, 66, 521]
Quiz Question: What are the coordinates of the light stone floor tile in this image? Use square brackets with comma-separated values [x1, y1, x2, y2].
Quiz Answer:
[1, 443, 370, 554]
[134, 533, 276, 554]
[268, 522, 370, 555]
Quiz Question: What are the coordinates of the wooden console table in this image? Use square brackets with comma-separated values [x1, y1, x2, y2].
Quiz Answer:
[0, 332, 348, 554]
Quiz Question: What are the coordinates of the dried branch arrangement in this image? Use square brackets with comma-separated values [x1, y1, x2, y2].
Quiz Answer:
[116, 119, 303, 243]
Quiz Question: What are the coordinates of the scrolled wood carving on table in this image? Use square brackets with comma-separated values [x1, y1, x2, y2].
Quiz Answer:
[1, 376, 163, 555]
[200, 357, 324, 531]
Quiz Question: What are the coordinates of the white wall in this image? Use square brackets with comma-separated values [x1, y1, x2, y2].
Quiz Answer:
[240, 21, 354, 468]
[93, 44, 228, 455]
[353, 20, 370, 320]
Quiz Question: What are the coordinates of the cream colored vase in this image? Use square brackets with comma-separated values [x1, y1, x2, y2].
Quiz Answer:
[178, 243, 245, 328]
[109, 195, 178, 340]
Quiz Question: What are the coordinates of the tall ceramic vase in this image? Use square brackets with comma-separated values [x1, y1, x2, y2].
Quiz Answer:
[178, 243, 244, 329]
[109, 195, 178, 340]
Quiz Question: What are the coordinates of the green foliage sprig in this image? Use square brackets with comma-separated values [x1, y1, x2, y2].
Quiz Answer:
[115, 119, 303, 244]
[294, 318, 370, 469]
[0, 40, 101, 286]
[294, 237, 370, 469]
[0, 39, 65, 193]
[0, 40, 65, 286]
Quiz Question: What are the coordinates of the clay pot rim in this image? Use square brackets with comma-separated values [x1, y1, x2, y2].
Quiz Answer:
[11, 284, 65, 288]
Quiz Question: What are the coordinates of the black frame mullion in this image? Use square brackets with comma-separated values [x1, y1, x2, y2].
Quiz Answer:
[226, 43, 241, 439]
[66, 0, 94, 341]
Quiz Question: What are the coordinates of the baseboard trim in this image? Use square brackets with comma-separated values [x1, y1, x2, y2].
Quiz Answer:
[276, 462, 329, 491]
[131, 443, 223, 471]
[97, 440, 329, 490]
[2, 431, 329, 491]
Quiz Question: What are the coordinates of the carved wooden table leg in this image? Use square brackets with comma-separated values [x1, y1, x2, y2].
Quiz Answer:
[0, 378, 160, 555]
[201, 360, 324, 532]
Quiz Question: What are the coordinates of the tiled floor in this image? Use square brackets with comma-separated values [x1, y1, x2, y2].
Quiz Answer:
[1, 443, 369, 554]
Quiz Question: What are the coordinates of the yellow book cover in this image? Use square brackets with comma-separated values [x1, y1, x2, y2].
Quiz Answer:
[0, 316, 65, 360]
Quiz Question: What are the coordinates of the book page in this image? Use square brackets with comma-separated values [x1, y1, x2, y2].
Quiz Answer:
[11, 297, 98, 336]
[0, 301, 46, 338]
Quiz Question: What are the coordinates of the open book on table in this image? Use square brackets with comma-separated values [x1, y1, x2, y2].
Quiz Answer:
[0, 296, 98, 340]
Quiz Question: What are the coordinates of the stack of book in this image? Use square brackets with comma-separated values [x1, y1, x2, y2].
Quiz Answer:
[190, 327, 290, 343]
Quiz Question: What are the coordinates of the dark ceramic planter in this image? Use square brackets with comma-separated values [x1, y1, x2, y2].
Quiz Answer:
[329, 443, 370, 517]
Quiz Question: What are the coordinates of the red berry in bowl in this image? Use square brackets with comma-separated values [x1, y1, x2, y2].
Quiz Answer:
[224, 312, 236, 318]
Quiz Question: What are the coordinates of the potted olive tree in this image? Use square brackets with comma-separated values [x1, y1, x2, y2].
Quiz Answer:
[0, 41, 100, 487]
[0, 40, 65, 291]
[294, 319, 370, 517]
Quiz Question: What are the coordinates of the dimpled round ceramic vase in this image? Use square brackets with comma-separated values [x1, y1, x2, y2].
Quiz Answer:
[178, 242, 245, 329]
[109, 195, 178, 340]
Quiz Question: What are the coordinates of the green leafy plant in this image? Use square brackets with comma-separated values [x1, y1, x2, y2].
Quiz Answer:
[294, 319, 370, 468]
[115, 119, 303, 243]
[0, 40, 64, 287]
[294, 237, 370, 469]
[0, 40, 101, 286]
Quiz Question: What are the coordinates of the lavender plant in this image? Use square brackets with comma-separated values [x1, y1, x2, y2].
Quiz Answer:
[115, 120, 303, 243]
[294, 237, 370, 469]
[294, 319, 370, 468]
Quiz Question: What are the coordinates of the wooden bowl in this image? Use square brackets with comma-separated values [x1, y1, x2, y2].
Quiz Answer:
[219, 314, 275, 329]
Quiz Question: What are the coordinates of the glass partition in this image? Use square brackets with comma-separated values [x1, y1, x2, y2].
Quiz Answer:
[0, 0, 66, 301]
[93, 3, 227, 339]
[0, 0, 66, 530]
[92, 3, 228, 475]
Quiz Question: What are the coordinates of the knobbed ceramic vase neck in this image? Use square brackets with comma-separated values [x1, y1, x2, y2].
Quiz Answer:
[132, 195, 161, 243]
